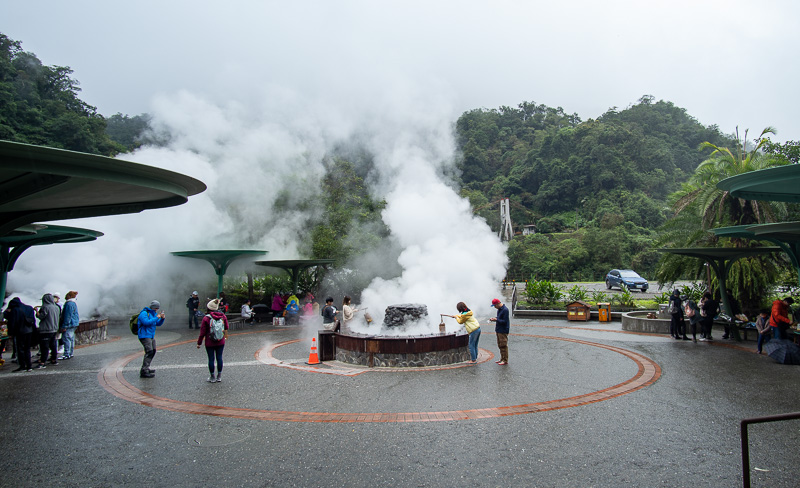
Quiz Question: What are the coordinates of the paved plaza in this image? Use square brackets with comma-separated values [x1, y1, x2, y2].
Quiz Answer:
[1, 314, 798, 487]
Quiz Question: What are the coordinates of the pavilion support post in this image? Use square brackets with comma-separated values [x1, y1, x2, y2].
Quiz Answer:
[216, 271, 224, 298]
[708, 257, 741, 341]
[0, 246, 9, 306]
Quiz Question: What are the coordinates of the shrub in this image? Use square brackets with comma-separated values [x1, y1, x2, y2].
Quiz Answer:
[611, 285, 635, 308]
[680, 282, 705, 302]
[654, 291, 671, 304]
[525, 279, 564, 305]
[590, 290, 609, 305]
[567, 284, 589, 303]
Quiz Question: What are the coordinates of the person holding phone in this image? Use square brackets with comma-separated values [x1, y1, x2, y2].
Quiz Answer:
[137, 300, 165, 378]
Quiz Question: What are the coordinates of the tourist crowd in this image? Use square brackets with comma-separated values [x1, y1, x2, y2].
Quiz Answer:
[1, 291, 81, 372]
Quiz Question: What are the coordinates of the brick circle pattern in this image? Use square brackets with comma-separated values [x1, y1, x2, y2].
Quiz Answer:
[98, 331, 661, 423]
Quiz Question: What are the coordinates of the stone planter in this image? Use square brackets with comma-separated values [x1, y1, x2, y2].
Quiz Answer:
[621, 311, 669, 334]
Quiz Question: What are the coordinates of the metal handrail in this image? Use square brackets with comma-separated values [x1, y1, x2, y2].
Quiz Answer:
[740, 411, 800, 487]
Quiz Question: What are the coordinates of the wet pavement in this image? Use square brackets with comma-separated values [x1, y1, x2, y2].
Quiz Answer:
[1, 314, 798, 487]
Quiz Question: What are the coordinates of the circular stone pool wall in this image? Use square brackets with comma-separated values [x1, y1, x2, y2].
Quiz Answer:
[621, 311, 670, 334]
[334, 332, 470, 367]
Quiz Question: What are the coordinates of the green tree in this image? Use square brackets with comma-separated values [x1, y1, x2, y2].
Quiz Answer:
[0, 32, 123, 155]
[105, 113, 152, 151]
[674, 127, 787, 228]
[306, 158, 388, 267]
[762, 138, 800, 165]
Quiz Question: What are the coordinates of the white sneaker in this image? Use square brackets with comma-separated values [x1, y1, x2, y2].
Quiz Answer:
[207, 375, 215, 383]
[699, 338, 708, 342]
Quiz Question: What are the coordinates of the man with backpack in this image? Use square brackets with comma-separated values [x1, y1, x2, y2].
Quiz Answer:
[196, 298, 228, 383]
[137, 300, 165, 378]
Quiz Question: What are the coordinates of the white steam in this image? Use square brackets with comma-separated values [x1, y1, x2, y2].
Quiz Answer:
[8, 83, 507, 327]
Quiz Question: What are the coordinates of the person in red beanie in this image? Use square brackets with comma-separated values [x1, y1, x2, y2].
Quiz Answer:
[489, 298, 510, 365]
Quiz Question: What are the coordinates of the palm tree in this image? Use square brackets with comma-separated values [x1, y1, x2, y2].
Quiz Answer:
[673, 126, 787, 229]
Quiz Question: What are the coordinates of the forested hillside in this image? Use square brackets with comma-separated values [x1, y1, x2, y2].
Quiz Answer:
[456, 96, 734, 281]
[0, 33, 123, 155]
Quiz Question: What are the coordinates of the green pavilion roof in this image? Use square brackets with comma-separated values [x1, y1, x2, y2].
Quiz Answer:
[255, 259, 335, 295]
[0, 140, 206, 237]
[717, 164, 800, 203]
[172, 250, 269, 297]
[1, 224, 104, 301]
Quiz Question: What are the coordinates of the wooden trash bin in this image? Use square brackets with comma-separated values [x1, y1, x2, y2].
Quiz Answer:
[566, 300, 591, 321]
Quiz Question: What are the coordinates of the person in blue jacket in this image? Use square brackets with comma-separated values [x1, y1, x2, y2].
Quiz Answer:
[137, 300, 165, 378]
[490, 298, 510, 365]
[60, 291, 80, 359]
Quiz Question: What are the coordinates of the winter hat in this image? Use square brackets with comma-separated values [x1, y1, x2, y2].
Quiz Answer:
[150, 300, 161, 310]
[207, 299, 220, 311]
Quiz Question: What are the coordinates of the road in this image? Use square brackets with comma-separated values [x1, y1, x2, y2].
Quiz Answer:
[506, 280, 700, 299]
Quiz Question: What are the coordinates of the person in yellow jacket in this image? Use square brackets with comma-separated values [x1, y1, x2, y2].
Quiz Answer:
[445, 302, 481, 363]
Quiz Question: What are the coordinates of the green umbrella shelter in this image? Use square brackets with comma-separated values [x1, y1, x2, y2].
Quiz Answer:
[716, 163, 800, 203]
[714, 222, 800, 288]
[254, 259, 334, 295]
[0, 140, 206, 237]
[171, 250, 268, 298]
[1, 224, 103, 301]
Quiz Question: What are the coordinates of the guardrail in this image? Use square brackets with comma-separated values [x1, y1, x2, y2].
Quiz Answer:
[740, 411, 800, 487]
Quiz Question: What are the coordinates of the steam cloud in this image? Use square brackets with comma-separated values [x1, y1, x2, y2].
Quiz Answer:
[9, 82, 507, 330]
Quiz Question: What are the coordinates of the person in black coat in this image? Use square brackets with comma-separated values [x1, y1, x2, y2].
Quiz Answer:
[186, 291, 200, 329]
[4, 297, 35, 372]
[669, 289, 689, 340]
[700, 292, 719, 342]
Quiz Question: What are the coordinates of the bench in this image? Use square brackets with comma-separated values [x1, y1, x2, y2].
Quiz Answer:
[224, 315, 247, 331]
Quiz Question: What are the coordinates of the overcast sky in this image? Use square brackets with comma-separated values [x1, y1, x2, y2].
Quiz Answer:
[5, 0, 799, 143]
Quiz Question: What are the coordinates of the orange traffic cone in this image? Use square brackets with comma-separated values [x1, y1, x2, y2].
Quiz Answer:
[306, 337, 320, 365]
